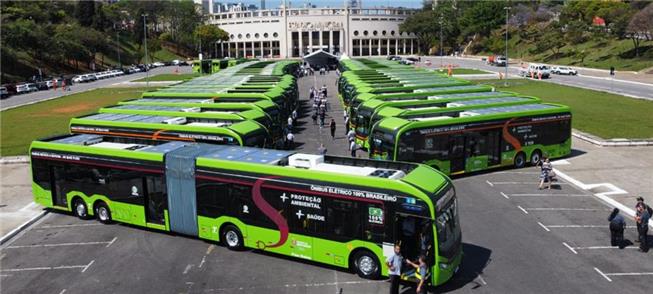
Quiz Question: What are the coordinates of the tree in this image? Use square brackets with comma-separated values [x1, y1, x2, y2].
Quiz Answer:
[626, 4, 653, 56]
[399, 10, 437, 54]
[75, 0, 95, 27]
[458, 1, 506, 38]
[193, 25, 229, 58]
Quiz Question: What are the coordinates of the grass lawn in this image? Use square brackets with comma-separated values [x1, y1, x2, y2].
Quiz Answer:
[0, 87, 156, 156]
[476, 79, 653, 139]
[133, 73, 199, 82]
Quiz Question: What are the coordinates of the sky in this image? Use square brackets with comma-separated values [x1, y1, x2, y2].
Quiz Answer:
[234, 0, 425, 9]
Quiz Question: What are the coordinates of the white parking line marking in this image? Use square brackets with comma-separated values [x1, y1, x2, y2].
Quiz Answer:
[562, 242, 578, 254]
[572, 246, 639, 251]
[1, 274, 13, 277]
[6, 239, 116, 249]
[36, 224, 103, 229]
[183, 264, 193, 275]
[517, 206, 529, 214]
[199, 256, 207, 269]
[594, 267, 612, 282]
[605, 272, 653, 277]
[486, 180, 494, 187]
[58, 289, 67, 294]
[0, 264, 88, 272]
[82, 260, 94, 273]
[537, 222, 550, 232]
[488, 181, 570, 185]
[206, 280, 386, 292]
[500, 192, 510, 199]
[494, 171, 539, 175]
[477, 274, 488, 285]
[546, 225, 637, 229]
[507, 193, 589, 197]
[106, 237, 117, 248]
[525, 208, 606, 211]
[19, 202, 38, 212]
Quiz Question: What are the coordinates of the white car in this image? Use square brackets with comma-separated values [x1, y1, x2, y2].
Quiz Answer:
[15, 84, 34, 94]
[520, 64, 551, 79]
[72, 75, 85, 83]
[552, 66, 577, 75]
[152, 62, 165, 67]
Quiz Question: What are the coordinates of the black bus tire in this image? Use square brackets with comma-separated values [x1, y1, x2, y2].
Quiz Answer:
[352, 250, 380, 279]
[514, 152, 526, 169]
[95, 202, 112, 224]
[72, 198, 90, 220]
[221, 224, 244, 250]
[530, 150, 542, 166]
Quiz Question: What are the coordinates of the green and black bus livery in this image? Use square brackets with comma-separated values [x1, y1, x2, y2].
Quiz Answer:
[354, 95, 541, 150]
[69, 113, 270, 147]
[30, 135, 462, 286]
[369, 103, 572, 175]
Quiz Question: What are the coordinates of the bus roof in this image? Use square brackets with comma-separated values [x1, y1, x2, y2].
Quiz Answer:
[375, 96, 540, 118]
[99, 105, 267, 121]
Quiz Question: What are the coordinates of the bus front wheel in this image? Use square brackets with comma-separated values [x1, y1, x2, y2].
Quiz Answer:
[514, 152, 526, 169]
[530, 150, 542, 166]
[72, 198, 89, 220]
[95, 202, 112, 224]
[222, 225, 244, 250]
[353, 251, 380, 279]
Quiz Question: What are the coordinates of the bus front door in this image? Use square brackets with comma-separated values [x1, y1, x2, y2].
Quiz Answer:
[395, 214, 434, 280]
[449, 135, 466, 173]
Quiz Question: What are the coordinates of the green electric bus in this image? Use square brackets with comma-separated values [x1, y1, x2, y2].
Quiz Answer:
[119, 99, 283, 129]
[98, 104, 281, 142]
[69, 113, 271, 147]
[354, 95, 541, 150]
[369, 103, 572, 175]
[30, 135, 462, 286]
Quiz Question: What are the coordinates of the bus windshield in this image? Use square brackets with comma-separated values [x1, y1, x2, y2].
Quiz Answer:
[370, 129, 395, 160]
[355, 107, 373, 136]
[434, 186, 461, 259]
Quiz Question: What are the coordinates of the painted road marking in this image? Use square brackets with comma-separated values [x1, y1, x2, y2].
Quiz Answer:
[199, 256, 207, 269]
[500, 192, 510, 199]
[82, 260, 94, 273]
[36, 223, 103, 229]
[486, 180, 494, 187]
[105, 237, 117, 248]
[206, 280, 386, 292]
[517, 206, 529, 214]
[537, 222, 550, 232]
[18, 202, 38, 212]
[595, 267, 653, 283]
[183, 264, 193, 275]
[562, 242, 578, 254]
[506, 193, 589, 197]
[1, 261, 93, 273]
[6, 239, 117, 249]
[58, 289, 67, 294]
[486, 181, 570, 185]
[524, 208, 607, 211]
[545, 225, 637, 229]
[594, 267, 612, 282]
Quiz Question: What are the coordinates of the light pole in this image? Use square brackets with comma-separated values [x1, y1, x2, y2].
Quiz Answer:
[114, 23, 122, 69]
[142, 14, 149, 88]
[504, 6, 511, 86]
[439, 15, 443, 68]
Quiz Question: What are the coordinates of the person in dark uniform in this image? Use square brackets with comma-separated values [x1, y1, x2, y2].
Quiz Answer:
[635, 203, 650, 252]
[608, 208, 626, 249]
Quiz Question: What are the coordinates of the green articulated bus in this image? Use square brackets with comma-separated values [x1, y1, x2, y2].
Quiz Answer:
[98, 104, 281, 143]
[141, 91, 293, 115]
[342, 77, 467, 106]
[354, 95, 541, 150]
[369, 103, 572, 175]
[30, 135, 462, 286]
[69, 113, 271, 147]
[119, 98, 283, 129]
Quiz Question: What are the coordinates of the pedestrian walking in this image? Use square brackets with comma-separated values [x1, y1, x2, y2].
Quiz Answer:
[309, 87, 315, 100]
[286, 131, 295, 150]
[291, 109, 298, 125]
[287, 116, 293, 130]
[635, 203, 650, 252]
[406, 256, 428, 294]
[311, 112, 318, 125]
[318, 144, 327, 155]
[350, 141, 359, 157]
[329, 119, 336, 140]
[322, 84, 328, 97]
[347, 129, 356, 147]
[537, 157, 552, 190]
[608, 208, 626, 249]
[385, 244, 403, 294]
[319, 111, 326, 128]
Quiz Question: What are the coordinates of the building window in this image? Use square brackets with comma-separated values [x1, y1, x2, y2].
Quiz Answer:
[363, 30, 368, 36]
[373, 30, 378, 36]
[390, 30, 395, 36]
[246, 33, 251, 39]
[354, 30, 359, 36]
[382, 30, 387, 36]
[238, 34, 242, 39]
[230, 34, 235, 40]
[255, 33, 260, 38]
[273, 32, 278, 37]
[264, 33, 269, 38]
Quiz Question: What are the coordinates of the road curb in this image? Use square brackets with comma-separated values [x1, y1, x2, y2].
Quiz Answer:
[572, 131, 653, 147]
[0, 156, 29, 164]
[0, 210, 48, 245]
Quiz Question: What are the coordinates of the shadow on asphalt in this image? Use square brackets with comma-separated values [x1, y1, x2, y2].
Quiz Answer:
[435, 243, 492, 293]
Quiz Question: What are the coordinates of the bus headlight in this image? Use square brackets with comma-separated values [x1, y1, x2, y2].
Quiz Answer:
[439, 263, 449, 270]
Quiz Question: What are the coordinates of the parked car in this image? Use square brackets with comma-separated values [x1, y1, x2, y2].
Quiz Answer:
[494, 56, 507, 67]
[27, 83, 39, 92]
[172, 59, 181, 65]
[36, 81, 50, 90]
[551, 66, 577, 75]
[15, 83, 34, 94]
[0, 86, 9, 99]
[2, 84, 17, 96]
[152, 62, 165, 67]
[520, 63, 551, 79]
[72, 75, 85, 83]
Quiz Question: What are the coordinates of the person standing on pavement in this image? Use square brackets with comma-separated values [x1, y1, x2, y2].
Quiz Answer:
[344, 115, 350, 135]
[635, 203, 650, 252]
[329, 119, 336, 140]
[350, 141, 359, 157]
[385, 244, 403, 294]
[537, 157, 552, 190]
[286, 131, 295, 150]
[291, 109, 298, 126]
[608, 208, 626, 249]
[347, 129, 356, 148]
[319, 109, 326, 128]
[318, 144, 327, 155]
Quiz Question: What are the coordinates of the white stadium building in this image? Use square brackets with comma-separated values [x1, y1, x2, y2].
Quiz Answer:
[196, 1, 419, 59]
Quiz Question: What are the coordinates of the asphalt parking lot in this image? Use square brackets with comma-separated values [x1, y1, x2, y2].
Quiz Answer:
[1, 167, 650, 294]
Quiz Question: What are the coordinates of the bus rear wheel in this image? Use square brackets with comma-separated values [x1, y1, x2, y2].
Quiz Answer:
[72, 198, 89, 220]
[95, 202, 112, 224]
[514, 152, 526, 169]
[353, 251, 380, 279]
[222, 225, 243, 250]
[530, 150, 542, 166]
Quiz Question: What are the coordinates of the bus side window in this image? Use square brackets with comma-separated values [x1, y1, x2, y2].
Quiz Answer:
[106, 169, 144, 205]
[196, 180, 229, 218]
[229, 184, 254, 221]
[31, 158, 52, 190]
[325, 199, 360, 241]
[363, 204, 385, 243]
